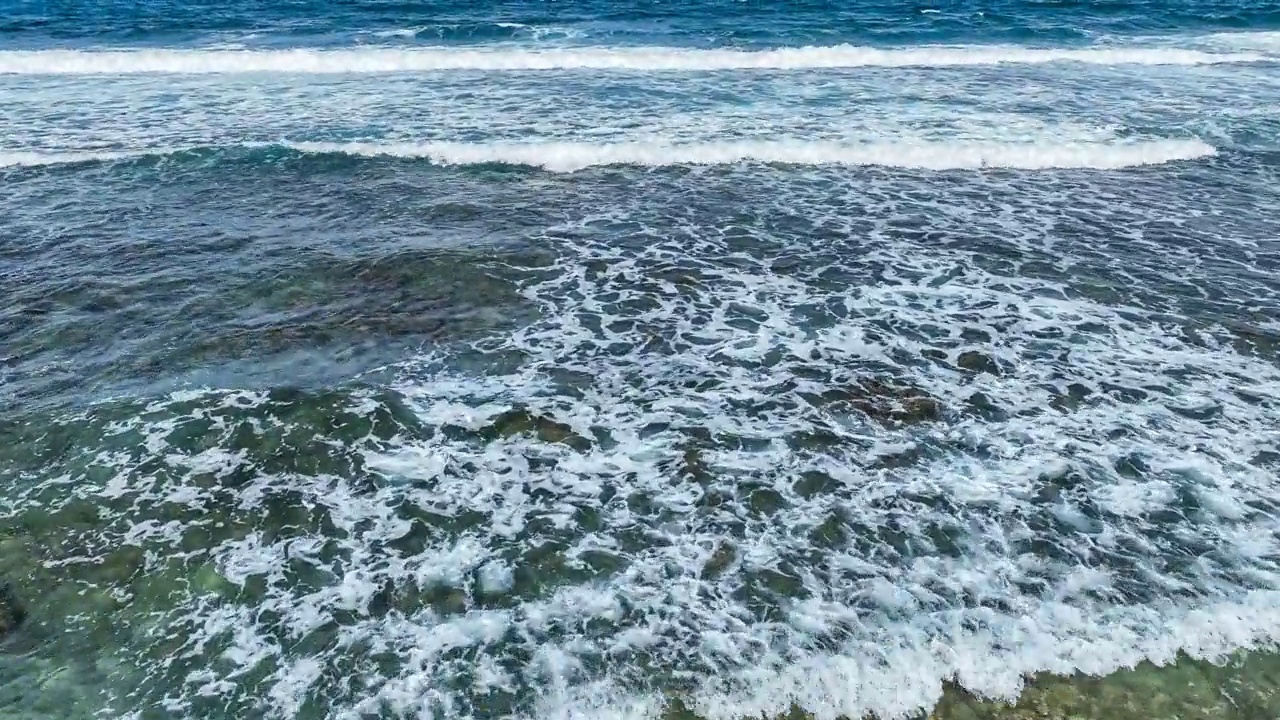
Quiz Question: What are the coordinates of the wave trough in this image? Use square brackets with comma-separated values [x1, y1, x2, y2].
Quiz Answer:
[0, 45, 1267, 74]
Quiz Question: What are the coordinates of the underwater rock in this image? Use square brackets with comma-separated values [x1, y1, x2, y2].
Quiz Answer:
[926, 654, 1251, 720]
[652, 262, 705, 288]
[657, 651, 1280, 719]
[0, 583, 25, 635]
[870, 442, 929, 469]
[846, 379, 943, 426]
[1099, 381, 1149, 403]
[680, 440, 711, 481]
[1228, 321, 1280, 359]
[956, 350, 1002, 375]
[748, 486, 788, 516]
[654, 651, 1280, 720]
[1049, 382, 1093, 413]
[806, 379, 942, 425]
[701, 541, 736, 579]
[921, 348, 951, 365]
[436, 588, 468, 616]
[787, 427, 848, 451]
[1114, 453, 1151, 478]
[482, 407, 592, 450]
[1249, 449, 1279, 468]
[98, 545, 146, 585]
[964, 391, 1008, 421]
[191, 563, 235, 599]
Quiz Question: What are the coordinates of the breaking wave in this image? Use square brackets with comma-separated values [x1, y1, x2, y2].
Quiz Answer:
[0, 44, 1267, 74]
[287, 138, 1217, 171]
[1, 138, 1218, 172]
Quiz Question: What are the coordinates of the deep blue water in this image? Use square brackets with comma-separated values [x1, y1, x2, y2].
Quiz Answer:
[2, 2, 1280, 720]
[4, 0, 1280, 47]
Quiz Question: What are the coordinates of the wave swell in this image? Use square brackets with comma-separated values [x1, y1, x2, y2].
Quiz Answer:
[0, 45, 1267, 74]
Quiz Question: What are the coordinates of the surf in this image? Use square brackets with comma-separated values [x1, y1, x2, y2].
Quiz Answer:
[0, 44, 1268, 74]
[1, 138, 1218, 172]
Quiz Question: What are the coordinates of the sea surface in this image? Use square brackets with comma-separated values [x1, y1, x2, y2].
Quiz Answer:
[2, 1, 1280, 719]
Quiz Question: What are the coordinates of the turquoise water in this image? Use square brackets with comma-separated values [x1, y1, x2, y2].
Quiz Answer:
[2, 2, 1280, 719]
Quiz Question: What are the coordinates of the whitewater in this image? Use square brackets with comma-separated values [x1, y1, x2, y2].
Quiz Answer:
[0, 138, 1219, 171]
[0, 44, 1272, 74]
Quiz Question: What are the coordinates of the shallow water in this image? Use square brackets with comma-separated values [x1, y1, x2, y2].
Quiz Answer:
[2, 2, 1280, 719]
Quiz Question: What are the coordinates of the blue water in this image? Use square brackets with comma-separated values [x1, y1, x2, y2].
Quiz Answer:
[4, 0, 1280, 47]
[2, 2, 1280, 720]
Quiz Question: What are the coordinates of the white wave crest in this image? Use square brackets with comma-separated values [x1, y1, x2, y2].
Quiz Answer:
[288, 138, 1216, 171]
[369, 27, 424, 39]
[0, 44, 1266, 74]
[1202, 30, 1280, 51]
[0, 150, 138, 168]
[1, 139, 1217, 172]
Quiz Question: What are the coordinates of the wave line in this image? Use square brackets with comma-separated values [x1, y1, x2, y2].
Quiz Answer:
[1, 139, 1216, 172]
[287, 138, 1218, 171]
[0, 45, 1266, 74]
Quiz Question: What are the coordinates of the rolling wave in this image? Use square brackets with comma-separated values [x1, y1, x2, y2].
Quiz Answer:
[0, 44, 1266, 74]
[290, 138, 1218, 171]
[0, 138, 1217, 172]
[0, 150, 137, 168]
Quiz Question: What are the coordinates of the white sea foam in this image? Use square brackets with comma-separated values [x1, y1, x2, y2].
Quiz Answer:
[1199, 30, 1280, 51]
[2, 138, 1216, 171]
[0, 44, 1266, 74]
[287, 138, 1216, 170]
[366, 22, 580, 41]
[0, 149, 138, 168]
[369, 27, 425, 39]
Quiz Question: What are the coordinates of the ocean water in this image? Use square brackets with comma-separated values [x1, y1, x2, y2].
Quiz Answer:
[2, 1, 1280, 719]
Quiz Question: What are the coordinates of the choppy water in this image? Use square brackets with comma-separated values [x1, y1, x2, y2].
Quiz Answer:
[2, 2, 1280, 719]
